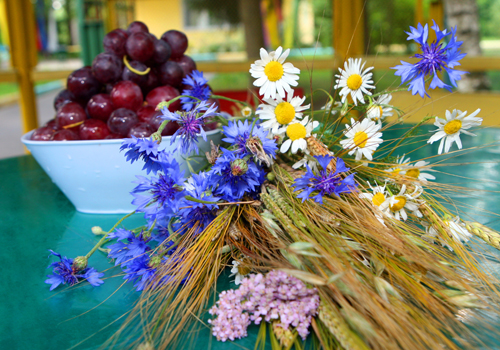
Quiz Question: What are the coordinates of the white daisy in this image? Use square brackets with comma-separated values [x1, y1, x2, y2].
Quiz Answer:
[366, 94, 393, 125]
[427, 108, 482, 154]
[256, 92, 310, 134]
[340, 118, 383, 161]
[292, 150, 320, 172]
[400, 160, 436, 181]
[280, 116, 319, 154]
[386, 154, 411, 177]
[380, 184, 423, 221]
[249, 46, 300, 99]
[359, 182, 388, 209]
[334, 58, 375, 105]
[321, 100, 342, 115]
[423, 217, 472, 250]
[229, 260, 250, 285]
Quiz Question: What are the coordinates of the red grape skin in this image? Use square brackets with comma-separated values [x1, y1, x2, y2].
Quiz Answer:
[67, 67, 102, 102]
[161, 30, 188, 59]
[105, 133, 123, 139]
[136, 105, 157, 123]
[110, 80, 144, 112]
[126, 32, 154, 63]
[79, 119, 111, 140]
[173, 55, 197, 77]
[53, 89, 76, 111]
[51, 129, 80, 141]
[122, 60, 149, 87]
[146, 85, 181, 112]
[44, 119, 59, 130]
[150, 39, 172, 65]
[157, 60, 184, 87]
[56, 102, 88, 131]
[107, 108, 139, 136]
[87, 94, 115, 122]
[103, 29, 128, 57]
[128, 122, 154, 138]
[92, 52, 123, 84]
[127, 21, 149, 34]
[142, 69, 160, 95]
[31, 126, 56, 141]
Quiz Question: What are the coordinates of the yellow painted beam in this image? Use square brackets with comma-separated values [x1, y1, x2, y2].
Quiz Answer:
[5, 0, 38, 133]
[333, 0, 365, 62]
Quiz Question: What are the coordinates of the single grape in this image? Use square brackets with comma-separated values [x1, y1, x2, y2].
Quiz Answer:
[67, 67, 102, 101]
[92, 52, 123, 84]
[148, 111, 180, 136]
[105, 133, 123, 139]
[157, 60, 184, 87]
[146, 85, 181, 111]
[110, 80, 144, 112]
[87, 94, 115, 121]
[103, 29, 128, 57]
[122, 60, 149, 87]
[173, 55, 197, 77]
[53, 89, 76, 111]
[150, 39, 172, 65]
[127, 21, 149, 34]
[136, 105, 157, 123]
[56, 102, 88, 131]
[142, 69, 160, 95]
[31, 126, 56, 141]
[161, 30, 188, 59]
[51, 129, 80, 141]
[44, 119, 59, 130]
[79, 119, 111, 140]
[128, 122, 154, 138]
[107, 108, 139, 136]
[126, 32, 154, 63]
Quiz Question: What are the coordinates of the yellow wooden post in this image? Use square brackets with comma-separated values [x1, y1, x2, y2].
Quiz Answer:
[333, 0, 365, 62]
[5, 0, 38, 133]
[415, 0, 424, 27]
[429, 0, 444, 29]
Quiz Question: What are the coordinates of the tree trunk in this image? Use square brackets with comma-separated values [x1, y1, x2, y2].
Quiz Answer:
[442, 0, 490, 92]
[238, 0, 266, 59]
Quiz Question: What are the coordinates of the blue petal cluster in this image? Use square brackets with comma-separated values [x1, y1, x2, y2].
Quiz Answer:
[292, 156, 356, 204]
[210, 149, 265, 202]
[161, 101, 219, 155]
[45, 250, 104, 291]
[181, 70, 212, 111]
[392, 21, 467, 98]
[222, 120, 277, 159]
[121, 136, 164, 175]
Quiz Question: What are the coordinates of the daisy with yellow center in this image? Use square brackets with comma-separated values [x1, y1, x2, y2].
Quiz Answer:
[359, 182, 388, 208]
[249, 46, 300, 99]
[424, 217, 472, 251]
[334, 58, 375, 105]
[280, 116, 318, 154]
[340, 118, 383, 161]
[380, 185, 423, 221]
[256, 92, 310, 134]
[366, 94, 393, 125]
[428, 108, 482, 154]
[386, 155, 435, 182]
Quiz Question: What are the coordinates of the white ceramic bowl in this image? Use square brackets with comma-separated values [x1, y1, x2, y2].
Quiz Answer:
[21, 130, 222, 214]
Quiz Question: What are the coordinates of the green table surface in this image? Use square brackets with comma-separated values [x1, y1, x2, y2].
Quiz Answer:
[2, 126, 500, 350]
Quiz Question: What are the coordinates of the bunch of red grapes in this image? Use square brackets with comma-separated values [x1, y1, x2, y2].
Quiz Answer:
[31, 21, 214, 141]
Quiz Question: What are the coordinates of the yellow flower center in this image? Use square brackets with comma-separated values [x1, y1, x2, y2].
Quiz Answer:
[275, 102, 296, 125]
[353, 131, 368, 148]
[444, 120, 462, 135]
[391, 168, 401, 176]
[372, 192, 386, 207]
[241, 106, 252, 117]
[347, 74, 363, 90]
[368, 105, 384, 120]
[264, 61, 284, 82]
[405, 168, 420, 178]
[390, 196, 407, 212]
[286, 123, 306, 141]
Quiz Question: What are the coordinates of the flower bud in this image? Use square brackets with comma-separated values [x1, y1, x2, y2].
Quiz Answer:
[72, 256, 88, 272]
[149, 255, 162, 268]
[155, 101, 169, 111]
[231, 158, 249, 176]
[91, 226, 104, 235]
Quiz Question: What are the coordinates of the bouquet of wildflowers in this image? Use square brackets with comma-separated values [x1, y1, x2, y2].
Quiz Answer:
[46, 22, 500, 350]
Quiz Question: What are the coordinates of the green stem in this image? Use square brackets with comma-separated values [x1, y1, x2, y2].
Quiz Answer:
[85, 211, 136, 259]
[184, 195, 219, 205]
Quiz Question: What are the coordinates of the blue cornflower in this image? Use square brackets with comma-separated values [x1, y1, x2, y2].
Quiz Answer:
[122, 254, 157, 291]
[392, 21, 467, 98]
[211, 149, 265, 202]
[132, 153, 186, 222]
[179, 172, 220, 234]
[107, 230, 151, 266]
[161, 101, 219, 155]
[120, 136, 163, 175]
[181, 70, 212, 111]
[292, 156, 357, 204]
[45, 250, 104, 291]
[222, 120, 277, 163]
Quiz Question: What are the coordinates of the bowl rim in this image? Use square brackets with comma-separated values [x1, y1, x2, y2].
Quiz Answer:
[21, 128, 222, 146]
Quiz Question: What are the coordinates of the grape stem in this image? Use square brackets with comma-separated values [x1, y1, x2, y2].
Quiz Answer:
[123, 55, 151, 75]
